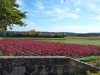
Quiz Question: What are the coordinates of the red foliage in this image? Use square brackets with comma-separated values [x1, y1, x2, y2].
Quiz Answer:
[0, 39, 100, 56]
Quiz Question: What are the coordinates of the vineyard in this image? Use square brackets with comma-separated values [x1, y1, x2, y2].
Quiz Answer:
[0, 39, 100, 56]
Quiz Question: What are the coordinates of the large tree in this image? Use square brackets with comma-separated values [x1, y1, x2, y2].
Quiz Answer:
[0, 0, 27, 30]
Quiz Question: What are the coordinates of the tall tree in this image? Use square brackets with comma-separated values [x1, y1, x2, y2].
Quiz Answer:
[28, 29, 35, 36]
[0, 0, 27, 30]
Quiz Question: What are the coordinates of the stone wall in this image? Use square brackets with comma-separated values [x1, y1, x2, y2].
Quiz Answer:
[69, 58, 100, 74]
[0, 56, 99, 75]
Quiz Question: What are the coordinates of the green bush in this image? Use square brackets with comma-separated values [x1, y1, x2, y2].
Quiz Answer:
[86, 70, 100, 75]
[95, 60, 100, 68]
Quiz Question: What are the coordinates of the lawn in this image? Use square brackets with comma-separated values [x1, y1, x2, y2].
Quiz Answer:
[37, 37, 100, 46]
[6, 37, 100, 46]
[78, 56, 100, 68]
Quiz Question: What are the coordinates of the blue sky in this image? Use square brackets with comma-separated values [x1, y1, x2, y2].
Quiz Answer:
[8, 0, 100, 33]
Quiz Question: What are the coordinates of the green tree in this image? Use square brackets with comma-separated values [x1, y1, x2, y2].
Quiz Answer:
[0, 0, 27, 30]
[6, 31, 11, 37]
[36, 31, 42, 36]
[60, 32, 66, 37]
[28, 29, 35, 36]
[63, 32, 66, 37]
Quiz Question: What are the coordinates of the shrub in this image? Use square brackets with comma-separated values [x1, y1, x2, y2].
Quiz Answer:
[95, 60, 100, 68]
[86, 71, 100, 75]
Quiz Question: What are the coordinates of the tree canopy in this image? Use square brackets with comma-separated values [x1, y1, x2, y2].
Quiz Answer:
[0, 0, 27, 30]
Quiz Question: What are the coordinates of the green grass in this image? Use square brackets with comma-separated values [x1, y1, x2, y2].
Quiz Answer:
[44, 39, 100, 45]
[5, 37, 100, 46]
[78, 56, 100, 68]
[86, 71, 100, 75]
[40, 37, 100, 46]
[78, 56, 100, 62]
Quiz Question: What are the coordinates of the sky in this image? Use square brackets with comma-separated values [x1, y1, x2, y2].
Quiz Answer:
[8, 0, 100, 33]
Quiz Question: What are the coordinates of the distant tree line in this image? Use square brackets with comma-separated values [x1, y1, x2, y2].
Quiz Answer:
[0, 30, 66, 38]
[77, 33, 100, 37]
[1, 30, 100, 38]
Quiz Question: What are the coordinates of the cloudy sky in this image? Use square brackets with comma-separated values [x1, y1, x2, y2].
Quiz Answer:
[8, 0, 100, 33]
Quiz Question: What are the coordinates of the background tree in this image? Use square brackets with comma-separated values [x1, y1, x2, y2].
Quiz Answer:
[36, 31, 42, 36]
[0, 0, 27, 30]
[60, 32, 66, 37]
[28, 29, 35, 36]
[63, 32, 66, 37]
[6, 31, 11, 37]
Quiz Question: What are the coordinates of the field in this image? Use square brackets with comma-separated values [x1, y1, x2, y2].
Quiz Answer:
[6, 37, 100, 45]
[0, 37, 100, 68]
[44, 37, 100, 46]
[0, 37, 100, 56]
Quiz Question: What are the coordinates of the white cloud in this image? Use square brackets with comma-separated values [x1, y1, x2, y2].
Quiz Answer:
[87, 3, 97, 11]
[60, 0, 64, 3]
[16, 0, 25, 7]
[8, 21, 42, 31]
[74, 0, 82, 6]
[30, 14, 37, 18]
[45, 7, 79, 20]
[55, 7, 65, 14]
[76, 8, 81, 12]
[67, 13, 79, 18]
[74, 0, 100, 12]
[34, 2, 44, 10]
[45, 11, 52, 14]
[8, 24, 100, 33]
[50, 25, 100, 33]
[83, 1, 100, 12]
[93, 15, 100, 20]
